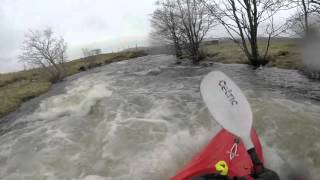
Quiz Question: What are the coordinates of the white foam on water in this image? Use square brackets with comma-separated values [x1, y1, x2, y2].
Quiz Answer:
[0, 74, 116, 179]
[36, 83, 112, 119]
[80, 175, 112, 180]
[253, 93, 320, 180]
[101, 127, 218, 180]
[133, 67, 162, 76]
[0, 55, 319, 180]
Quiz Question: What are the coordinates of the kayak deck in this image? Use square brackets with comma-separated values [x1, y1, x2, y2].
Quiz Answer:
[171, 129, 263, 180]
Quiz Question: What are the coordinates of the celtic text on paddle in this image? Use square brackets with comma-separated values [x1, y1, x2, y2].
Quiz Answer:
[218, 80, 239, 106]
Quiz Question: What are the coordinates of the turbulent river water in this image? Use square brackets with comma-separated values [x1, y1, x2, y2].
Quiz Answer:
[0, 55, 320, 180]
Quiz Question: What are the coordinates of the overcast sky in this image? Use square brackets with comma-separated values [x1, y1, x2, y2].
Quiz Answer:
[0, 0, 294, 73]
[0, 0, 157, 73]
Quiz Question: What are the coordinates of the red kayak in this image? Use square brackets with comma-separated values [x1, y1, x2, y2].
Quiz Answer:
[171, 128, 263, 180]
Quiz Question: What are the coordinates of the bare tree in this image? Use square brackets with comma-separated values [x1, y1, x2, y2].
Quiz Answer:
[176, 0, 215, 63]
[151, 0, 183, 57]
[19, 28, 67, 82]
[203, 0, 288, 66]
[288, 0, 320, 37]
[151, 0, 215, 63]
[311, 0, 320, 13]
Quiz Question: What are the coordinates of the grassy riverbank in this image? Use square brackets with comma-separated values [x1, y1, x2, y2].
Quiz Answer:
[0, 39, 303, 119]
[203, 38, 303, 69]
[0, 51, 147, 118]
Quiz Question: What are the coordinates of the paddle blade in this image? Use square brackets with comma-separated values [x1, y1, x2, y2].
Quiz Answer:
[200, 71, 253, 143]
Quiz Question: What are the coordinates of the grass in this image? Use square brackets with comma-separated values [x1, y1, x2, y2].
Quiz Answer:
[203, 38, 303, 69]
[0, 39, 304, 118]
[0, 51, 147, 118]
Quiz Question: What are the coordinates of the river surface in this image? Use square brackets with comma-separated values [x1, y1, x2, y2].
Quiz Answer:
[0, 55, 320, 180]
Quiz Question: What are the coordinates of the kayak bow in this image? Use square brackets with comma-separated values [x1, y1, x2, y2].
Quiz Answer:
[171, 71, 264, 179]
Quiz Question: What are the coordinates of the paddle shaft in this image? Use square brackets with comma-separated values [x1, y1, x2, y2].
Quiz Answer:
[242, 128, 264, 174]
[242, 133, 264, 169]
[248, 148, 265, 176]
[241, 133, 265, 175]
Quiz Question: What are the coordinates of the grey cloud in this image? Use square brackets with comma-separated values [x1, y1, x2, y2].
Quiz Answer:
[83, 16, 109, 30]
[0, 0, 156, 73]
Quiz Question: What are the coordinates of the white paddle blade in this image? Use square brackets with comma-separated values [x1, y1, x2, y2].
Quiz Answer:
[200, 71, 253, 148]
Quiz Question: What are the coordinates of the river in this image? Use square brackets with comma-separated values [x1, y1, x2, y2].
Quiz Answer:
[0, 55, 319, 180]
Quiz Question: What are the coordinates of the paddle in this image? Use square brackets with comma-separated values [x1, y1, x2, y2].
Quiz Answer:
[200, 71, 264, 175]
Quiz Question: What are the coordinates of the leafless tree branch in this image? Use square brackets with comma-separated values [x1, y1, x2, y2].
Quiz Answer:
[202, 0, 289, 66]
[19, 27, 67, 82]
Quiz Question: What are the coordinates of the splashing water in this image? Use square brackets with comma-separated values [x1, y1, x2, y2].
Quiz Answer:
[0, 55, 320, 180]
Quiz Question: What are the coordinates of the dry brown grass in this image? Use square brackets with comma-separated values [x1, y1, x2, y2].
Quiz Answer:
[203, 38, 303, 69]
